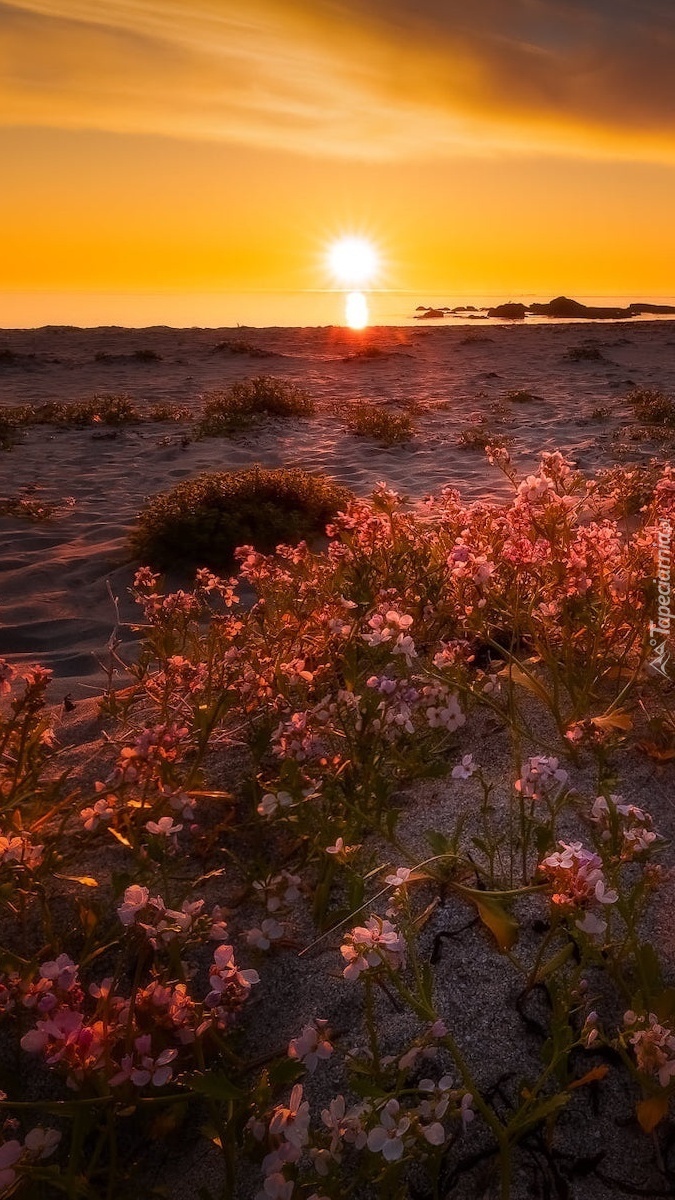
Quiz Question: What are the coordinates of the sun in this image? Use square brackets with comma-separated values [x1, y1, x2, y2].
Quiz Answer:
[327, 236, 378, 286]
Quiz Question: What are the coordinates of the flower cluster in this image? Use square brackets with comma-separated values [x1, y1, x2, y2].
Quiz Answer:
[539, 842, 618, 936]
[340, 916, 406, 981]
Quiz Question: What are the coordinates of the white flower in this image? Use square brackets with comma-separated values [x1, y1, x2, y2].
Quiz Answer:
[367, 1099, 410, 1162]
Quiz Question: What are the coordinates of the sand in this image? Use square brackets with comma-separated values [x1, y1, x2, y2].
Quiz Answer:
[1, 319, 675, 1198]
[1, 319, 675, 700]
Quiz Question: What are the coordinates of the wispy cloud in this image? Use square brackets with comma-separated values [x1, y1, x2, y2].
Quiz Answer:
[2, 0, 674, 160]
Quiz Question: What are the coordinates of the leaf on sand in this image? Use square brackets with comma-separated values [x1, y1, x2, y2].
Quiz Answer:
[498, 662, 550, 706]
[637, 1094, 669, 1133]
[637, 741, 675, 762]
[567, 1065, 609, 1091]
[452, 884, 518, 951]
[184, 1072, 243, 1101]
[108, 828, 132, 848]
[590, 710, 633, 732]
[55, 873, 99, 888]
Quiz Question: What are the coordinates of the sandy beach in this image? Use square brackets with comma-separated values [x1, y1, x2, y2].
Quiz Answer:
[2, 318, 675, 700]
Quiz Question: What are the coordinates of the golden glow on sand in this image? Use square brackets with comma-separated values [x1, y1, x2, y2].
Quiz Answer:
[345, 290, 369, 329]
[328, 237, 378, 286]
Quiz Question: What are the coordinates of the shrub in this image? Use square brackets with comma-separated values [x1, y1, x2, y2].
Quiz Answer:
[345, 404, 413, 445]
[210, 339, 275, 358]
[198, 376, 314, 437]
[629, 387, 675, 427]
[130, 466, 352, 568]
[506, 388, 541, 404]
[33, 395, 142, 426]
[565, 342, 605, 362]
[0, 412, 18, 450]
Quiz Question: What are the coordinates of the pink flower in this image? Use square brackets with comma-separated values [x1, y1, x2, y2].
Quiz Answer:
[340, 916, 405, 981]
[145, 816, 183, 838]
[269, 1084, 311, 1149]
[288, 1021, 333, 1073]
[117, 885, 150, 926]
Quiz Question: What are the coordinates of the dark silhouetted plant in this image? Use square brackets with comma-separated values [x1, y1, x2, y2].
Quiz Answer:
[345, 404, 413, 445]
[131, 465, 352, 568]
[198, 376, 314, 437]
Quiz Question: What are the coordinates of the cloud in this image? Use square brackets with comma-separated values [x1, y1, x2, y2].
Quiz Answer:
[1, 0, 675, 160]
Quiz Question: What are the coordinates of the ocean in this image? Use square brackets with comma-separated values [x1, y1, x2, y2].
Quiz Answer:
[2, 290, 675, 329]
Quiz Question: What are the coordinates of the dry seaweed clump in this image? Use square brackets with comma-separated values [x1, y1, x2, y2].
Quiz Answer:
[131, 465, 352, 568]
[345, 403, 414, 445]
[198, 375, 315, 436]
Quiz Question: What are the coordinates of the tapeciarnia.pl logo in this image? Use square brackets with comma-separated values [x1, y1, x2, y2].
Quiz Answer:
[649, 517, 673, 679]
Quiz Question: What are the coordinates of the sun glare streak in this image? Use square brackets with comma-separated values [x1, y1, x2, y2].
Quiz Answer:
[345, 290, 368, 328]
[328, 236, 378, 286]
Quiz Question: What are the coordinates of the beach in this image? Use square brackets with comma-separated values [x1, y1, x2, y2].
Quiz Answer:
[2, 318, 675, 699]
[1, 318, 675, 1200]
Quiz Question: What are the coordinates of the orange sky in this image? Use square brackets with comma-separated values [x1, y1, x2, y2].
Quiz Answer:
[2, 0, 675, 315]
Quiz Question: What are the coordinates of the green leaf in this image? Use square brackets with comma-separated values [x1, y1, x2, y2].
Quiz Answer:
[532, 942, 575, 985]
[451, 883, 519, 951]
[267, 1058, 306, 1089]
[183, 1072, 243, 1102]
[426, 830, 453, 857]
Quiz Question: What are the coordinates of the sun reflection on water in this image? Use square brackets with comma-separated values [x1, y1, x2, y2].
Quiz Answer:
[345, 291, 369, 329]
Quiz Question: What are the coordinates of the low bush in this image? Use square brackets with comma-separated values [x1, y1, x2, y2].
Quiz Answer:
[345, 404, 413, 444]
[565, 342, 605, 362]
[629, 386, 675, 427]
[131, 465, 352, 568]
[505, 388, 541, 404]
[198, 376, 314, 437]
[210, 339, 275, 357]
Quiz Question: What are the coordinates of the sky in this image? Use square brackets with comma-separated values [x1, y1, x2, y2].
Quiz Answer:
[2, 0, 675, 322]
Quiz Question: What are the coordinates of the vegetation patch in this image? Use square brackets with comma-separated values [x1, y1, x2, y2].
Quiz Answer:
[345, 403, 414, 444]
[629, 386, 675, 427]
[505, 388, 542, 404]
[131, 465, 352, 568]
[210, 339, 276, 358]
[198, 375, 314, 437]
[565, 342, 606, 362]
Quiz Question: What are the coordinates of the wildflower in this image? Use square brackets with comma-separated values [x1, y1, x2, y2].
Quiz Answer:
[624, 1012, 675, 1087]
[206, 944, 260, 1009]
[515, 756, 568, 800]
[109, 1035, 178, 1088]
[0, 1141, 22, 1192]
[246, 919, 285, 951]
[145, 816, 183, 838]
[340, 916, 405, 981]
[117, 885, 150, 926]
[539, 841, 618, 937]
[253, 872, 302, 913]
[385, 866, 412, 889]
[325, 836, 361, 858]
[452, 754, 477, 779]
[581, 1011, 600, 1048]
[80, 793, 115, 831]
[257, 791, 295, 817]
[590, 795, 657, 859]
[367, 1098, 411, 1162]
[269, 1084, 311, 1149]
[288, 1021, 333, 1073]
[0, 658, 17, 696]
